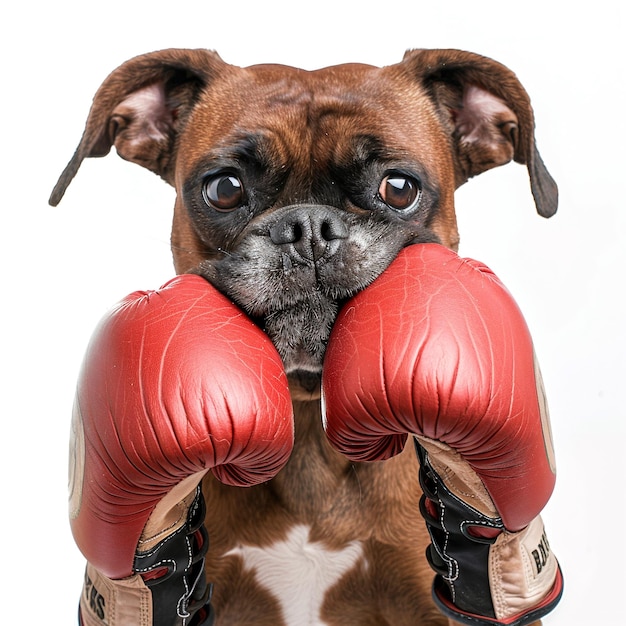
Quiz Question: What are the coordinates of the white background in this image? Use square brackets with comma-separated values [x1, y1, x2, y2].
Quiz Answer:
[3, 0, 624, 623]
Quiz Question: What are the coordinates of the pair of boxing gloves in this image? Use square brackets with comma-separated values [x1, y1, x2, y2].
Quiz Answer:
[70, 243, 563, 626]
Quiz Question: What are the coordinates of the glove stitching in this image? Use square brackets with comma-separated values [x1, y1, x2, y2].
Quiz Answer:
[109, 582, 117, 625]
[134, 556, 179, 576]
[177, 530, 194, 624]
[133, 519, 197, 624]
[460, 519, 504, 533]
[437, 495, 460, 602]
[490, 542, 505, 618]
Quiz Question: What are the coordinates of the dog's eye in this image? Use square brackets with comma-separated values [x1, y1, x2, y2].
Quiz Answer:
[378, 174, 420, 211]
[202, 173, 245, 211]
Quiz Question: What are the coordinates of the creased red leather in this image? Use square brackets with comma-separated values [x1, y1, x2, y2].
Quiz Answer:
[322, 243, 556, 532]
[71, 274, 294, 579]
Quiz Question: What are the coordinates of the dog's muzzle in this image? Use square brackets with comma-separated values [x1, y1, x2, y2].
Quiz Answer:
[197, 203, 403, 380]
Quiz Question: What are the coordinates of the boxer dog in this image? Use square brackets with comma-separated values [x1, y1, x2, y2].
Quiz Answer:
[50, 48, 556, 625]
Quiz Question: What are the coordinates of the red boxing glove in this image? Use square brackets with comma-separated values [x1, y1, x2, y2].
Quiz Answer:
[70, 274, 294, 626]
[322, 244, 563, 626]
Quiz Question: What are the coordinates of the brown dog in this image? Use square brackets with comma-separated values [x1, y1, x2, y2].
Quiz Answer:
[51, 48, 556, 626]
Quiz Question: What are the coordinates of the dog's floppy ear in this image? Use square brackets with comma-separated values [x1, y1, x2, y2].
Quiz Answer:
[401, 49, 557, 217]
[49, 48, 227, 206]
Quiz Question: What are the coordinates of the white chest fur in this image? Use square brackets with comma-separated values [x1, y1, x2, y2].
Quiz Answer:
[226, 524, 365, 625]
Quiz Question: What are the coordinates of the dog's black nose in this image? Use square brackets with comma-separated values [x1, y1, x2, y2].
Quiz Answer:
[269, 206, 349, 262]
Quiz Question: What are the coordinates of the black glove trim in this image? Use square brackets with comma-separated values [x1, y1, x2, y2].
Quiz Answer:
[415, 439, 503, 619]
[415, 439, 564, 626]
[134, 486, 213, 626]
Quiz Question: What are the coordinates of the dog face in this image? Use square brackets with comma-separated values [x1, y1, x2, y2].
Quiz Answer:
[177, 63, 451, 384]
[50, 49, 557, 392]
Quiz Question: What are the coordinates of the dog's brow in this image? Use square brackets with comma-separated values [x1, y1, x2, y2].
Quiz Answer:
[218, 134, 270, 165]
[188, 134, 279, 180]
[348, 134, 396, 164]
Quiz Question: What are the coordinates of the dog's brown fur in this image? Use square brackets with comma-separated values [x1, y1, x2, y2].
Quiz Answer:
[51, 48, 555, 625]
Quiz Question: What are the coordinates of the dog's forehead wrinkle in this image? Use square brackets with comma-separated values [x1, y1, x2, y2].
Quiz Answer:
[216, 70, 391, 160]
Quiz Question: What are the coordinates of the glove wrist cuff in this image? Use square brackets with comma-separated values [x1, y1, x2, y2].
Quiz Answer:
[134, 486, 213, 626]
[433, 565, 564, 626]
[415, 441, 563, 625]
[79, 565, 152, 626]
[79, 487, 214, 626]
